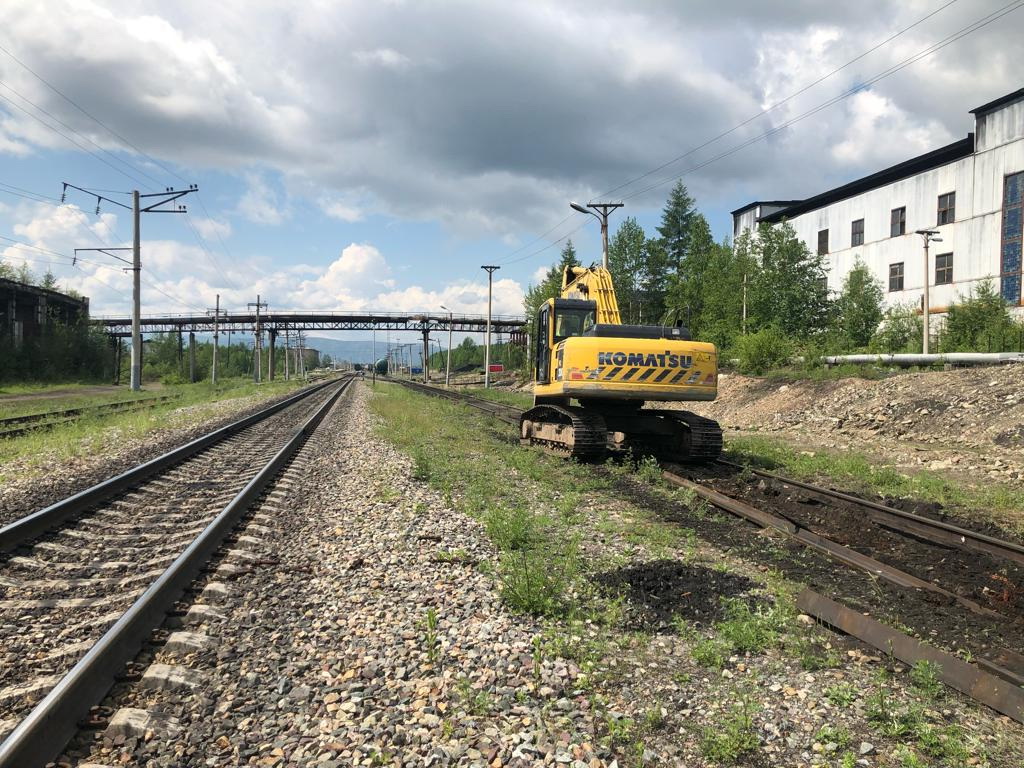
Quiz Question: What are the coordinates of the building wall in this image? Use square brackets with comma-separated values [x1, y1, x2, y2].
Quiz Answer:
[734, 97, 1024, 318]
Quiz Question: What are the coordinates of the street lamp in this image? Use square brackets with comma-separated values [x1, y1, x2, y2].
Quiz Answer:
[570, 200, 623, 269]
[440, 304, 453, 387]
[915, 229, 943, 354]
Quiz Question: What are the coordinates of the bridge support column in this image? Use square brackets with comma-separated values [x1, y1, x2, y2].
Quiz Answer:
[268, 330, 276, 381]
[422, 328, 430, 383]
[112, 337, 122, 385]
[188, 332, 197, 383]
[177, 330, 184, 377]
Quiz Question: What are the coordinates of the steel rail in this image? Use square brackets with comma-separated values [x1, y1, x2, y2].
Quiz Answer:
[716, 459, 1024, 566]
[0, 378, 338, 554]
[0, 396, 179, 439]
[0, 395, 175, 427]
[0, 377, 351, 768]
[397, 381, 1024, 567]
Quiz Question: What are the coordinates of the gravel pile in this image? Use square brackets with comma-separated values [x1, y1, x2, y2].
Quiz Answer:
[676, 364, 1024, 484]
[72, 382, 604, 767]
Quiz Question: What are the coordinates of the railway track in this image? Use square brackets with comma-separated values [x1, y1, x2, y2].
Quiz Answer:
[0, 376, 353, 767]
[0, 395, 179, 439]
[390, 378, 1024, 719]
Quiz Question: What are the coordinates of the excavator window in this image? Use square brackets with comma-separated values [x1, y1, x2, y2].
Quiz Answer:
[553, 307, 596, 342]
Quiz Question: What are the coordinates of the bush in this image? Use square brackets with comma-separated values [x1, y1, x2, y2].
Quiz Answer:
[939, 280, 1023, 352]
[870, 303, 922, 353]
[733, 327, 795, 374]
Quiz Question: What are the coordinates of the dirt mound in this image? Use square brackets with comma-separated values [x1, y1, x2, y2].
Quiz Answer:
[676, 363, 1024, 483]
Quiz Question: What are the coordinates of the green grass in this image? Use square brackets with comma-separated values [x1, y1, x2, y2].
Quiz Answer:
[0, 377, 306, 479]
[461, 386, 533, 409]
[725, 433, 1024, 532]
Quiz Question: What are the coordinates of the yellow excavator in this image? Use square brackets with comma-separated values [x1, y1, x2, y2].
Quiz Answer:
[520, 204, 722, 462]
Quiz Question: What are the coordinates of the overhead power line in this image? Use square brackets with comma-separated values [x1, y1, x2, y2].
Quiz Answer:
[620, 0, 1024, 203]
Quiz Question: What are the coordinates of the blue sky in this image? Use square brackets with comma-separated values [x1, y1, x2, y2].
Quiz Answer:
[1, 0, 1020, 339]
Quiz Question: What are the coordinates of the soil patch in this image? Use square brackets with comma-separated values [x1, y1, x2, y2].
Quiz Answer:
[593, 559, 757, 630]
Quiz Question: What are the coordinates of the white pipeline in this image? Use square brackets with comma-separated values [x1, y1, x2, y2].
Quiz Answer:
[823, 352, 1024, 367]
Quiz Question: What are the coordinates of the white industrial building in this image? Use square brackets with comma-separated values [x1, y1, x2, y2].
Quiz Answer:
[732, 87, 1024, 318]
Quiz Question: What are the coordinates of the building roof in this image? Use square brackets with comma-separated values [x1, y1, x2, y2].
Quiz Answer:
[0, 277, 89, 306]
[970, 87, 1024, 116]
[729, 200, 803, 216]
[758, 134, 975, 224]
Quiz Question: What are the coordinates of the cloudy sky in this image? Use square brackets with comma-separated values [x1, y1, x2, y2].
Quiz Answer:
[0, 0, 1021, 325]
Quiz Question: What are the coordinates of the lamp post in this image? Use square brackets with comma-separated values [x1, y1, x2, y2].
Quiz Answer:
[915, 229, 943, 354]
[481, 266, 499, 388]
[570, 201, 624, 269]
[440, 304, 453, 387]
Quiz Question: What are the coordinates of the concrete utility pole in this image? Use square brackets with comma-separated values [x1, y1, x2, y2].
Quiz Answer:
[481, 265, 500, 388]
[208, 294, 223, 385]
[188, 332, 197, 382]
[440, 305, 453, 387]
[65, 183, 198, 391]
[570, 201, 623, 269]
[915, 229, 942, 354]
[248, 295, 268, 383]
[283, 326, 290, 380]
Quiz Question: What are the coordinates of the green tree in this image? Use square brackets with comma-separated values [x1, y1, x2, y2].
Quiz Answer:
[665, 213, 719, 333]
[607, 217, 647, 324]
[14, 262, 32, 285]
[40, 269, 58, 290]
[656, 181, 697, 272]
[870, 303, 922, 353]
[834, 258, 884, 349]
[523, 239, 579, 321]
[747, 221, 830, 339]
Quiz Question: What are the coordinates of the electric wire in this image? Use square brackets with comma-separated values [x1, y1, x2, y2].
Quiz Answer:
[619, 0, 1024, 203]
[499, 0, 1008, 267]
[598, 0, 961, 199]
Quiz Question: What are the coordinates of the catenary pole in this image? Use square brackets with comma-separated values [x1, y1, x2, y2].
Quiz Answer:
[481, 266, 499, 388]
[131, 191, 141, 391]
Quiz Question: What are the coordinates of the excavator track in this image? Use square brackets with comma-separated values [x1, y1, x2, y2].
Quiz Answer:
[520, 404, 607, 461]
[660, 410, 723, 462]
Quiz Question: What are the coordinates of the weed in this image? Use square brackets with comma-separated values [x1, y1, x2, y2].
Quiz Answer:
[698, 699, 760, 763]
[410, 448, 431, 481]
[603, 712, 637, 746]
[716, 598, 785, 654]
[498, 543, 578, 616]
[815, 725, 852, 749]
[422, 607, 441, 665]
[440, 718, 454, 740]
[839, 751, 856, 768]
[634, 455, 663, 486]
[892, 744, 927, 768]
[484, 505, 537, 551]
[434, 548, 474, 564]
[916, 724, 969, 762]
[792, 633, 841, 671]
[866, 689, 922, 738]
[825, 682, 858, 708]
[367, 749, 391, 766]
[692, 638, 727, 669]
[454, 676, 493, 716]
[909, 659, 943, 698]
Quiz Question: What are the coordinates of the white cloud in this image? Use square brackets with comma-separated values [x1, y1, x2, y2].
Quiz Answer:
[318, 198, 363, 222]
[531, 265, 549, 285]
[237, 174, 287, 225]
[193, 217, 232, 240]
[352, 48, 412, 71]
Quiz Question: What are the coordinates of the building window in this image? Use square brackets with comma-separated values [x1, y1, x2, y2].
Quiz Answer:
[890, 207, 906, 237]
[937, 192, 956, 225]
[1000, 172, 1023, 304]
[817, 229, 829, 255]
[935, 253, 953, 285]
[851, 219, 864, 246]
[889, 262, 904, 292]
